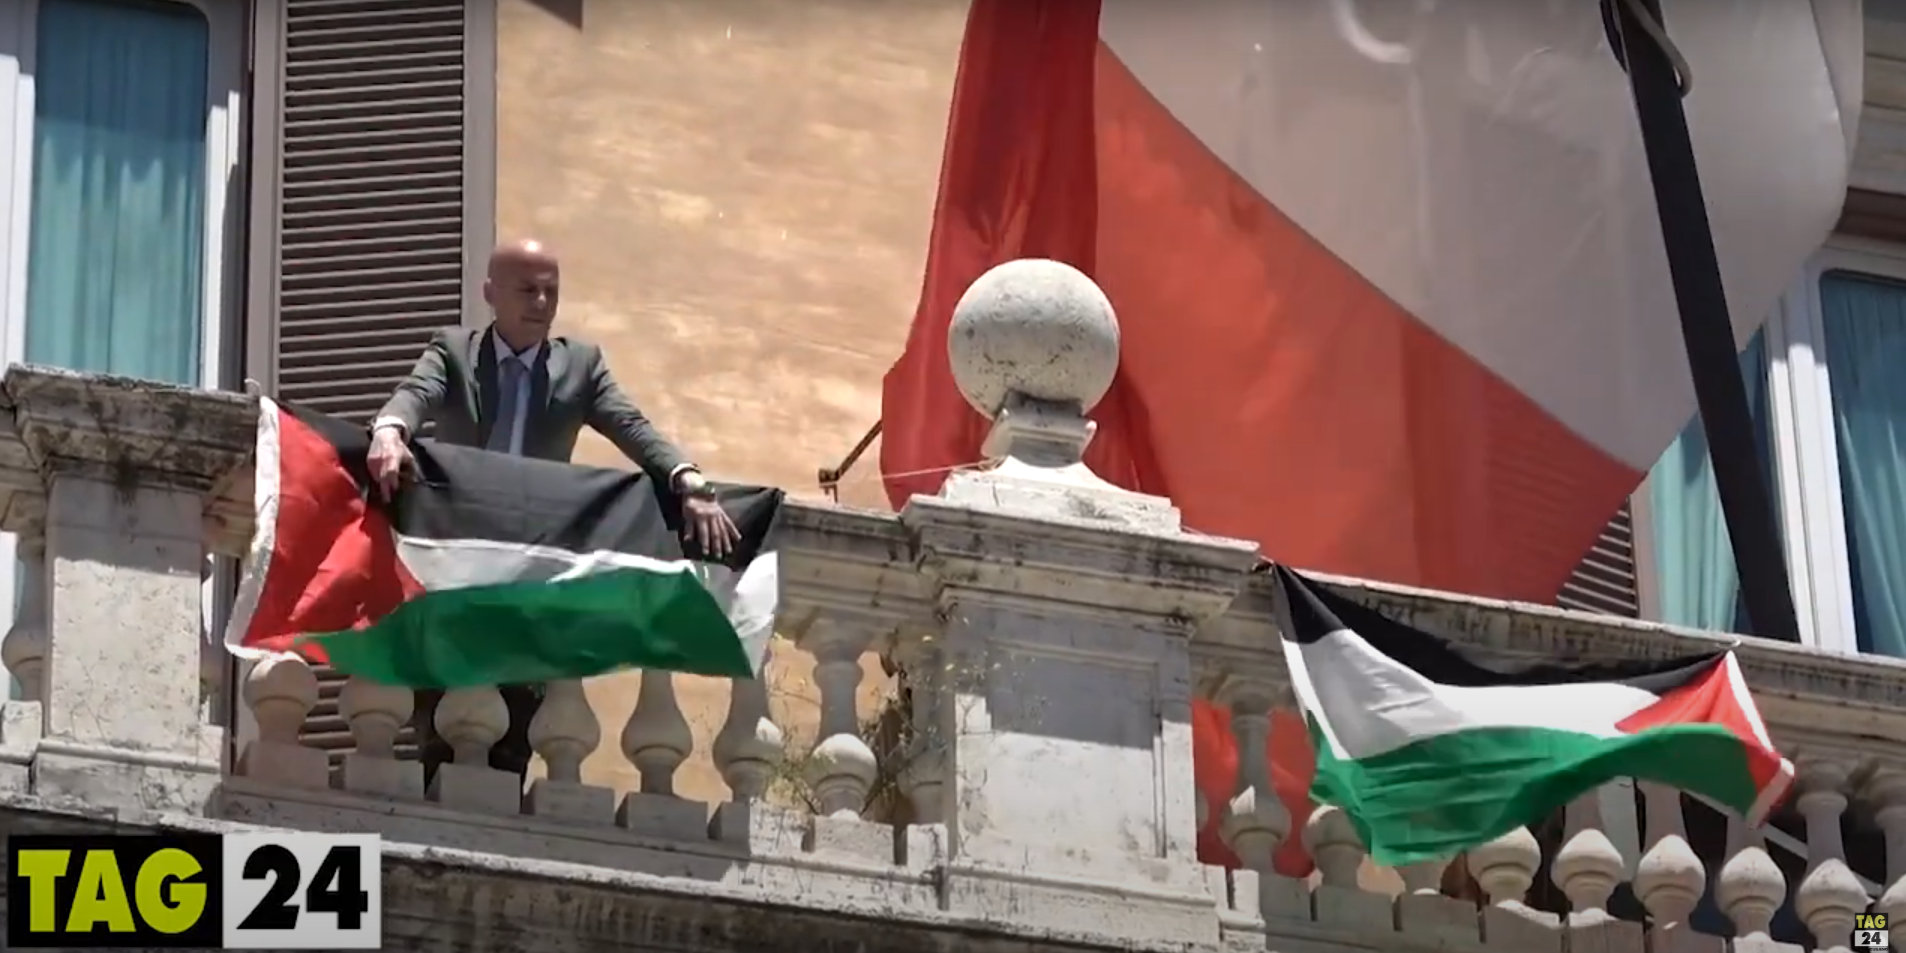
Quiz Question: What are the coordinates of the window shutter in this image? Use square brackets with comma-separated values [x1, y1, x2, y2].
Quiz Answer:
[249, 0, 493, 766]
[1556, 503, 1641, 618]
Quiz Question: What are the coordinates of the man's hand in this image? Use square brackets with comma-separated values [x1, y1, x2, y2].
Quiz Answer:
[678, 471, 740, 558]
[366, 425, 415, 501]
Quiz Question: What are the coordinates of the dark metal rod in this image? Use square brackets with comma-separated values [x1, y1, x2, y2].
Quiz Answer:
[817, 419, 885, 499]
[1613, 0, 1801, 641]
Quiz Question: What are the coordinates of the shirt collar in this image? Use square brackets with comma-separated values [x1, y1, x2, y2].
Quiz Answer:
[492, 330, 546, 365]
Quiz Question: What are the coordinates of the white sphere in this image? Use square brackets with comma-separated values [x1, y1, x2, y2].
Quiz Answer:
[946, 259, 1120, 417]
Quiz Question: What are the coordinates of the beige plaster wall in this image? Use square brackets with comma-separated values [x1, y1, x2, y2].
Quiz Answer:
[495, 0, 968, 803]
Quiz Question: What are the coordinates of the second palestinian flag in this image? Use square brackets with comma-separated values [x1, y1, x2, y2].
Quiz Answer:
[225, 398, 782, 687]
[1272, 566, 1793, 866]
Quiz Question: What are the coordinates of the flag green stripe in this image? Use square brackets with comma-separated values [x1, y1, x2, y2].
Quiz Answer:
[299, 566, 756, 688]
[1310, 719, 1759, 866]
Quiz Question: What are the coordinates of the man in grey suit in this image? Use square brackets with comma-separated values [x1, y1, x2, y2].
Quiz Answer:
[367, 238, 738, 782]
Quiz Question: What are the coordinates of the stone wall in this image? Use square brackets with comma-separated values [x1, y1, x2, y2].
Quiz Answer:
[0, 806, 1126, 953]
[493, 0, 969, 804]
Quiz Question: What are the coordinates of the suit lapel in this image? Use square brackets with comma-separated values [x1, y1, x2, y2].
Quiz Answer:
[474, 327, 499, 449]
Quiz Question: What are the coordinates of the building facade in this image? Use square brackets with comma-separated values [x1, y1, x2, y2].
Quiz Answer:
[0, 0, 1903, 808]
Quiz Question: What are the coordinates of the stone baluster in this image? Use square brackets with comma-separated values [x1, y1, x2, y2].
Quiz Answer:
[1, 533, 48, 786]
[1468, 826, 1560, 952]
[1716, 815, 1789, 942]
[791, 618, 893, 862]
[1865, 770, 1906, 927]
[890, 632, 947, 826]
[616, 669, 702, 839]
[623, 669, 691, 796]
[1216, 686, 1288, 872]
[798, 620, 879, 819]
[1216, 685, 1306, 924]
[1395, 850, 1475, 946]
[428, 685, 520, 815]
[709, 647, 796, 848]
[1551, 791, 1640, 951]
[1632, 782, 1714, 953]
[1792, 758, 1870, 953]
[1553, 793, 1628, 919]
[1398, 857, 1449, 895]
[711, 647, 783, 803]
[526, 678, 613, 824]
[1303, 805, 1365, 889]
[337, 675, 421, 798]
[2, 535, 48, 705]
[238, 654, 327, 788]
[198, 629, 226, 728]
[1303, 805, 1390, 927]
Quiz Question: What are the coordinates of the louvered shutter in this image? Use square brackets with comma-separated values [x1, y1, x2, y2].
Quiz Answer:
[251, 0, 489, 766]
[1556, 502, 1642, 618]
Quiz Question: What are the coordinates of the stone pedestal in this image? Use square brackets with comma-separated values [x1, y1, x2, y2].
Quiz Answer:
[900, 487, 1256, 945]
[3, 368, 254, 816]
[36, 475, 222, 812]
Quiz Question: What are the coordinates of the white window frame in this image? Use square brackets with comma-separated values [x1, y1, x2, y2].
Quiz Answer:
[0, 0, 245, 692]
[1633, 235, 1906, 656]
[1772, 236, 1906, 654]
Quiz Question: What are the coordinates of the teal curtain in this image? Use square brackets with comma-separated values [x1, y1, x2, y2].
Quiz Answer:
[1648, 332, 1774, 633]
[11, 0, 209, 701]
[23, 0, 209, 383]
[1820, 272, 1906, 659]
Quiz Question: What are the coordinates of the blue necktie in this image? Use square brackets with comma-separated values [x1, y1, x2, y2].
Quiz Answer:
[487, 356, 525, 453]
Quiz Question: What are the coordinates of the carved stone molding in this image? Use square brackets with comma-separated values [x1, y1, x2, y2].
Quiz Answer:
[0, 366, 256, 541]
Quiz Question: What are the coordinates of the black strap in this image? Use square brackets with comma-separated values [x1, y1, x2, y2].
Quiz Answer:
[1608, 0, 1801, 642]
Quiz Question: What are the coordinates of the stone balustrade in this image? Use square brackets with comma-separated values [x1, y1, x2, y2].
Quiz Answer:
[0, 263, 1903, 952]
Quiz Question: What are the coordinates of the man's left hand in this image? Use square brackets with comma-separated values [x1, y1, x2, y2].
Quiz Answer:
[678, 473, 741, 558]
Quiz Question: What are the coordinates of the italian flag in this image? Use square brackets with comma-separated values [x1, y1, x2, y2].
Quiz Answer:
[224, 398, 782, 687]
[1271, 566, 1793, 866]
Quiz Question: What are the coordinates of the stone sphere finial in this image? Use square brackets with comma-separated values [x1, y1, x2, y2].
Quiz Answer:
[946, 259, 1120, 417]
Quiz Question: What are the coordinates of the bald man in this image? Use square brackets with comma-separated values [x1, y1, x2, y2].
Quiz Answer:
[368, 239, 738, 781]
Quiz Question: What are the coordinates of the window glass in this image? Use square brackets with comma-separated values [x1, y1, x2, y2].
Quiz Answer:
[1647, 332, 1775, 634]
[1818, 270, 1906, 658]
[24, 0, 209, 384]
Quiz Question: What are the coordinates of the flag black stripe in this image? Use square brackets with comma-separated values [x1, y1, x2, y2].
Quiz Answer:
[286, 403, 781, 568]
[1271, 564, 1722, 691]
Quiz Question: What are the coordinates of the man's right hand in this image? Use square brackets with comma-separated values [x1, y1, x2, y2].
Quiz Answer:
[366, 425, 414, 501]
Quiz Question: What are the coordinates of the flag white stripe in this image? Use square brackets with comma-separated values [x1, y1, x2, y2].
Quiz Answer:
[1284, 627, 1663, 762]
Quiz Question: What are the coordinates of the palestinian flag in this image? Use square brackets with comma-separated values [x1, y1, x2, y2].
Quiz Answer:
[224, 398, 782, 687]
[1271, 566, 1793, 866]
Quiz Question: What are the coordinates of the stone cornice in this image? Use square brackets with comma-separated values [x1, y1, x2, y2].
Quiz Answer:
[0, 366, 256, 545]
[900, 495, 1260, 625]
[7, 366, 255, 489]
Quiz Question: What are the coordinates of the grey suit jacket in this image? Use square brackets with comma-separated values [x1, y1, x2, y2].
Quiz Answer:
[375, 326, 691, 482]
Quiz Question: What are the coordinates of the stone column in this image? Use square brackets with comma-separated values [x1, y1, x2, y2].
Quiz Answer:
[7, 368, 253, 815]
[899, 260, 1259, 947]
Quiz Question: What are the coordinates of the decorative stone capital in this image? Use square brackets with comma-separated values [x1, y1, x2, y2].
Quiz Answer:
[1794, 755, 1856, 809]
[7, 366, 254, 491]
[901, 494, 1258, 629]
